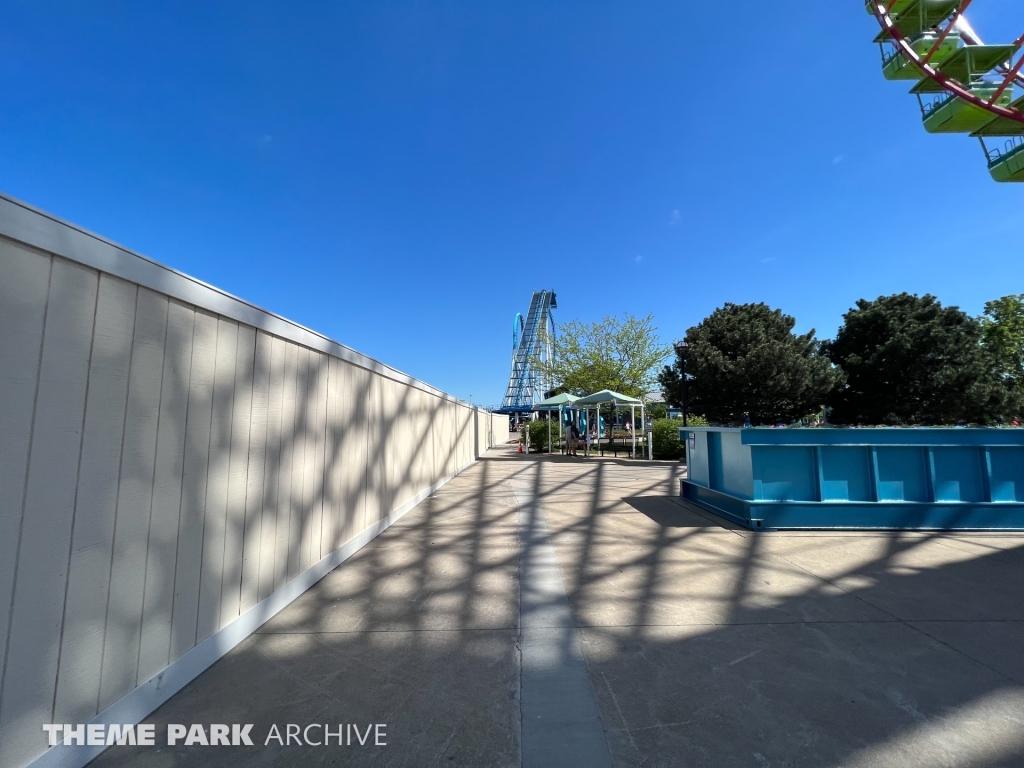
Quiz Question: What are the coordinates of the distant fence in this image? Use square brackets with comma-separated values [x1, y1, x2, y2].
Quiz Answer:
[0, 193, 505, 768]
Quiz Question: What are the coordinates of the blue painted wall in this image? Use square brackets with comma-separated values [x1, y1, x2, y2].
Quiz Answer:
[819, 446, 873, 502]
[686, 429, 710, 488]
[720, 431, 754, 500]
[752, 447, 816, 501]
[989, 447, 1024, 502]
[680, 428, 1024, 530]
[875, 447, 929, 503]
[931, 447, 985, 503]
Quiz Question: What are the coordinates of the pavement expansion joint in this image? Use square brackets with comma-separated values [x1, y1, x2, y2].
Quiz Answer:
[509, 475, 613, 768]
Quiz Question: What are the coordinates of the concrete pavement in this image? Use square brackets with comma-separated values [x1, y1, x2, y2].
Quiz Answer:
[89, 445, 1024, 767]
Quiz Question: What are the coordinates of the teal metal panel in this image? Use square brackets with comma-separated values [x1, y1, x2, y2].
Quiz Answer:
[730, 427, 1024, 447]
[687, 431, 709, 488]
[680, 428, 1024, 530]
[989, 447, 1024, 502]
[682, 483, 752, 527]
[707, 431, 722, 491]
[719, 430, 754, 500]
[819, 446, 874, 502]
[752, 446, 817, 501]
[930, 447, 985, 503]
[681, 482, 1024, 529]
[756, 501, 1024, 530]
[875, 447, 929, 502]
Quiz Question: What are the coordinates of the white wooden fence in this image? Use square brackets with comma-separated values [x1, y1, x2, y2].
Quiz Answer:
[0, 193, 505, 768]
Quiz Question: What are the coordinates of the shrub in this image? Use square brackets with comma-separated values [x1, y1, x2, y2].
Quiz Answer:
[651, 416, 707, 460]
[525, 419, 552, 451]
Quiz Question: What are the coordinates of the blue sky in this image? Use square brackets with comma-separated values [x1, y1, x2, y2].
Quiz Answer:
[3, 1, 1023, 405]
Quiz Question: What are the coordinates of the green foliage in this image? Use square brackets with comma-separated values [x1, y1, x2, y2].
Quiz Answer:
[648, 403, 668, 420]
[981, 294, 1024, 412]
[524, 419, 552, 451]
[825, 293, 1012, 425]
[659, 302, 843, 425]
[651, 416, 708, 460]
[652, 419, 684, 460]
[545, 313, 671, 398]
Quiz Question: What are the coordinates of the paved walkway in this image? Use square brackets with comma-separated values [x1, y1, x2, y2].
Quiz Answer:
[92, 446, 1024, 767]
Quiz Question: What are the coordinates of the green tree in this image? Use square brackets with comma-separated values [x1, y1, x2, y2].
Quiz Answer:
[545, 313, 670, 398]
[825, 293, 1011, 424]
[981, 294, 1024, 412]
[659, 302, 842, 425]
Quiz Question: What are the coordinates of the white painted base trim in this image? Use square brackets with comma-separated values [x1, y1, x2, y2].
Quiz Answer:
[23, 456, 479, 768]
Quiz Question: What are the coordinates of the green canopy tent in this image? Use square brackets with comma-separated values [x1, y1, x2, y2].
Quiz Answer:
[573, 390, 644, 457]
[533, 393, 580, 454]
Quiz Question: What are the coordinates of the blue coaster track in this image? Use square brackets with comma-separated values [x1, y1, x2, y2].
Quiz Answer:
[498, 290, 556, 414]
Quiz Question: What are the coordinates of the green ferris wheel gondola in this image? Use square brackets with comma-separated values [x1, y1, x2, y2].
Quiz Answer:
[972, 94, 1024, 136]
[865, 0, 916, 16]
[972, 95, 1024, 182]
[910, 45, 1018, 133]
[882, 30, 961, 79]
[870, 0, 961, 41]
[867, 0, 1024, 181]
[985, 142, 1024, 182]
[918, 83, 1015, 133]
[928, 44, 1019, 83]
[871, 1, 966, 82]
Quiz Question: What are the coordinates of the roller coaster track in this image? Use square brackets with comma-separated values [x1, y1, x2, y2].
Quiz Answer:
[498, 290, 556, 414]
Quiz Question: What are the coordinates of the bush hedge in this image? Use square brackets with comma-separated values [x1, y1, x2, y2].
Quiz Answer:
[522, 419, 552, 451]
[652, 416, 708, 460]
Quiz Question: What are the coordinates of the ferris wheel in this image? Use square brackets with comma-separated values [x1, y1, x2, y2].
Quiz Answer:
[867, 1, 1024, 182]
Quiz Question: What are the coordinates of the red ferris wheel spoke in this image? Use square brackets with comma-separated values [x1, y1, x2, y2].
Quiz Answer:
[989, 51, 1024, 105]
[922, 0, 971, 66]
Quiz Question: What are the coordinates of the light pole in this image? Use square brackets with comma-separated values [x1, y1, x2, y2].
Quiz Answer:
[673, 340, 689, 428]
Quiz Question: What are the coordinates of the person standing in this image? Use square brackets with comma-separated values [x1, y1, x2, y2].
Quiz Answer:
[568, 421, 580, 457]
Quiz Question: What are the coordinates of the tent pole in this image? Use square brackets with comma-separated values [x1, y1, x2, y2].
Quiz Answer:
[643, 403, 650, 460]
[559, 405, 563, 455]
[631, 404, 636, 458]
[548, 414, 552, 455]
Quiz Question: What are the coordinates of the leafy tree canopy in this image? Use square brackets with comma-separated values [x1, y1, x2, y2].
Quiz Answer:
[981, 294, 1024, 410]
[825, 293, 1011, 425]
[660, 302, 842, 425]
[545, 313, 670, 399]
